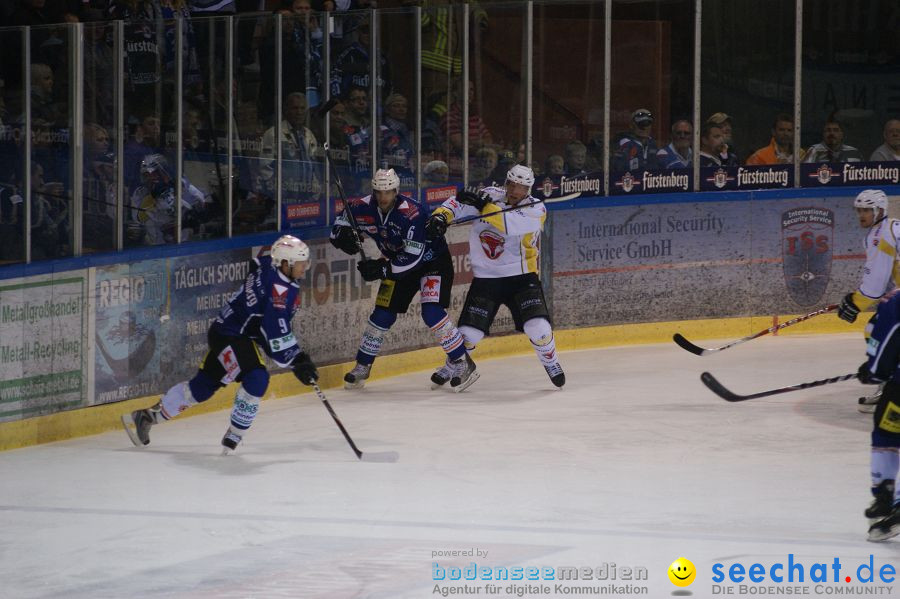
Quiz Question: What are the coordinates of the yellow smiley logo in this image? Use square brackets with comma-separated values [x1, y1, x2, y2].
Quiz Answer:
[668, 557, 696, 587]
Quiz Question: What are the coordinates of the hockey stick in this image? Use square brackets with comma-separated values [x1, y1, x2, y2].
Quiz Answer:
[673, 304, 838, 356]
[448, 197, 547, 227]
[312, 383, 398, 463]
[317, 97, 369, 260]
[700, 370, 858, 402]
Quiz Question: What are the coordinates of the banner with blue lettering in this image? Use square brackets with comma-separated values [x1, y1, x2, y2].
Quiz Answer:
[94, 260, 167, 404]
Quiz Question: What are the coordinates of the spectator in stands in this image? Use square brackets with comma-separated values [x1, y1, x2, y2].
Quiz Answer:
[564, 140, 588, 175]
[612, 108, 658, 172]
[423, 159, 449, 186]
[487, 147, 516, 185]
[441, 80, 492, 153]
[746, 113, 803, 165]
[83, 123, 115, 251]
[343, 85, 370, 129]
[469, 146, 497, 185]
[804, 116, 863, 163]
[656, 119, 693, 169]
[698, 121, 737, 167]
[706, 112, 740, 164]
[30, 63, 63, 126]
[545, 154, 565, 176]
[330, 19, 391, 103]
[29, 161, 68, 258]
[0, 180, 23, 262]
[870, 119, 900, 162]
[260, 92, 319, 181]
[381, 92, 414, 175]
[258, 1, 323, 124]
[124, 114, 161, 194]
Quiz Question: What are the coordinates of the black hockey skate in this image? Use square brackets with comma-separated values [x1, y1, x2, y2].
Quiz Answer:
[450, 354, 480, 392]
[866, 480, 895, 521]
[430, 358, 455, 389]
[221, 428, 243, 454]
[544, 362, 566, 388]
[344, 362, 371, 389]
[122, 402, 161, 447]
[868, 505, 900, 542]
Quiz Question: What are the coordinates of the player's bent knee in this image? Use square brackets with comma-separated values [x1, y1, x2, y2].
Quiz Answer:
[459, 295, 496, 332]
[241, 367, 270, 397]
[188, 370, 223, 403]
[523, 317, 553, 345]
[420, 302, 447, 328]
[370, 306, 397, 329]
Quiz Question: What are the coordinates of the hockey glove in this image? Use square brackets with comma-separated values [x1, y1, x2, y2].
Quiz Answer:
[858, 362, 882, 385]
[330, 226, 361, 255]
[457, 189, 490, 211]
[292, 352, 319, 386]
[357, 258, 389, 282]
[426, 212, 449, 239]
[838, 292, 860, 323]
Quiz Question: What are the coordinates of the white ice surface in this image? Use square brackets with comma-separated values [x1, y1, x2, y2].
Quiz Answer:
[1, 333, 899, 599]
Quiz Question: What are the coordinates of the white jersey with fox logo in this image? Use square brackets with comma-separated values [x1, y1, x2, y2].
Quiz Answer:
[437, 186, 546, 278]
[855, 217, 900, 309]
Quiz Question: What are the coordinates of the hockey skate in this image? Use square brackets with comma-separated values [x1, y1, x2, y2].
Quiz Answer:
[122, 402, 161, 447]
[449, 353, 480, 393]
[868, 505, 900, 542]
[544, 362, 566, 388]
[858, 383, 884, 414]
[866, 480, 895, 522]
[430, 357, 455, 389]
[221, 427, 243, 455]
[344, 362, 372, 389]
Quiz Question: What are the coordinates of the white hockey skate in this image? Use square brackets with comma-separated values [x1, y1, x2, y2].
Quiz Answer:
[858, 383, 884, 414]
[449, 354, 480, 393]
[122, 402, 161, 447]
[344, 362, 372, 389]
[430, 357, 455, 389]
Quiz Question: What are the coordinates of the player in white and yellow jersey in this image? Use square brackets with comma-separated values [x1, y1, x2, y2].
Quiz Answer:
[425, 164, 565, 388]
[838, 189, 897, 412]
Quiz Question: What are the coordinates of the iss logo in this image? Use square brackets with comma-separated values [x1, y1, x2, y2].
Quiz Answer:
[782, 207, 833, 307]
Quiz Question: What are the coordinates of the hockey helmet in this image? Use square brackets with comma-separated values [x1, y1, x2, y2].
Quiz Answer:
[506, 164, 535, 189]
[271, 235, 310, 267]
[854, 189, 888, 214]
[372, 168, 400, 191]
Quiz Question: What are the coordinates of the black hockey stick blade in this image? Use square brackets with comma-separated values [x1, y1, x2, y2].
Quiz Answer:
[673, 333, 707, 356]
[701, 371, 858, 402]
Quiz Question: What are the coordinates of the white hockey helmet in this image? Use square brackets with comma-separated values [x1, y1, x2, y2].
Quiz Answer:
[271, 235, 310, 267]
[372, 168, 400, 191]
[506, 164, 535, 189]
[854, 189, 888, 214]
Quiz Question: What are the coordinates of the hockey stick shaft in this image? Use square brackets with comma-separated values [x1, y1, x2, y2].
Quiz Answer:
[312, 382, 363, 459]
[701, 371, 858, 402]
[673, 304, 839, 356]
[448, 197, 547, 227]
[311, 382, 399, 463]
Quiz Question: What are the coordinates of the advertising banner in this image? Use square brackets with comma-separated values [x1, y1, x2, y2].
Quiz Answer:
[0, 274, 87, 422]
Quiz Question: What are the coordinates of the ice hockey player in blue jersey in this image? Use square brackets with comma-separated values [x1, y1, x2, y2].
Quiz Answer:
[857, 289, 900, 541]
[329, 168, 478, 392]
[123, 235, 319, 452]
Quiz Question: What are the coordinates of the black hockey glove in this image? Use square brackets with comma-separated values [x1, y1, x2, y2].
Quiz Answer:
[457, 189, 490, 211]
[330, 226, 361, 255]
[292, 352, 319, 386]
[357, 258, 389, 282]
[838, 292, 860, 323]
[858, 362, 882, 385]
[426, 212, 449, 239]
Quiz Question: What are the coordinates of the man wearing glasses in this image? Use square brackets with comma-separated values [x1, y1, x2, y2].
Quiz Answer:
[656, 119, 693, 169]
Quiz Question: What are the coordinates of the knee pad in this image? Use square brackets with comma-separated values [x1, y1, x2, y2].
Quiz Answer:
[230, 387, 261, 431]
[241, 367, 270, 398]
[512, 286, 550, 324]
[523, 317, 553, 346]
[872, 429, 900, 449]
[188, 370, 222, 403]
[420, 302, 447, 328]
[369, 306, 397, 329]
[459, 325, 485, 350]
